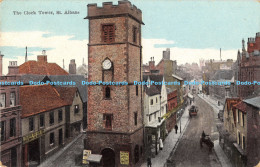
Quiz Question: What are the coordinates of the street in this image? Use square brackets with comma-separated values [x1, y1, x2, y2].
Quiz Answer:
[168, 95, 221, 167]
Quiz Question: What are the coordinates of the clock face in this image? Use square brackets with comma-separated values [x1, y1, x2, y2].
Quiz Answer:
[102, 59, 112, 70]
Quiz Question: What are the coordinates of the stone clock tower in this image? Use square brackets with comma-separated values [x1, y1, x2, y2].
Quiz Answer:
[84, 1, 144, 166]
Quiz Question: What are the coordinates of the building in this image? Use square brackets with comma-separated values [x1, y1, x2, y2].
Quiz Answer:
[20, 85, 68, 166]
[165, 89, 178, 133]
[238, 33, 260, 98]
[69, 59, 77, 75]
[243, 96, 260, 167]
[19, 50, 69, 75]
[55, 87, 83, 138]
[0, 52, 3, 76]
[84, 1, 144, 166]
[0, 75, 22, 167]
[233, 101, 247, 166]
[209, 69, 234, 105]
[143, 75, 167, 157]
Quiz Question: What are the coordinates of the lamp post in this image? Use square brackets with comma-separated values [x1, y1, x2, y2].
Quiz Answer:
[180, 109, 182, 133]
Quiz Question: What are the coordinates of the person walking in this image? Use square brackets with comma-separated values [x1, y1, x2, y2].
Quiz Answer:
[147, 157, 152, 167]
[175, 124, 178, 134]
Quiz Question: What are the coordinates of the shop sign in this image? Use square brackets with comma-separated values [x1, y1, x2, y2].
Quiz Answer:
[23, 129, 44, 144]
[120, 151, 129, 165]
[82, 150, 91, 164]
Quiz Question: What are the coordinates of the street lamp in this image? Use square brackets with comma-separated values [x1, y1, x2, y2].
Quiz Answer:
[180, 109, 182, 133]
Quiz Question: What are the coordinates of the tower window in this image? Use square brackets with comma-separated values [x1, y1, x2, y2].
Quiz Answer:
[102, 24, 115, 43]
[136, 85, 138, 96]
[134, 112, 137, 126]
[133, 27, 137, 43]
[103, 114, 113, 129]
[105, 87, 111, 99]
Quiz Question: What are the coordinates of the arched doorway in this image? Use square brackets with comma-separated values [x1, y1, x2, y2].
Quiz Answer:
[134, 145, 139, 164]
[101, 148, 115, 167]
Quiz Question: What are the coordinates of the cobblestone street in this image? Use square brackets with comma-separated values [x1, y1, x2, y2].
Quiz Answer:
[168, 95, 221, 167]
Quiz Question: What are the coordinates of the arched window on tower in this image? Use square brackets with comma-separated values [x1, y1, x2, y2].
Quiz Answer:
[105, 87, 110, 99]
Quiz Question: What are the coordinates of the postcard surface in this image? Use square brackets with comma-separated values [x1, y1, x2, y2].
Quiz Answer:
[0, 0, 259, 167]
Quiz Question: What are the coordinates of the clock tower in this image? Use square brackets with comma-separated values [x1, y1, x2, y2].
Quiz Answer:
[84, 1, 144, 166]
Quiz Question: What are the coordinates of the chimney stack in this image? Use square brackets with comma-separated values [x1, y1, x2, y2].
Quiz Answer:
[69, 59, 76, 74]
[37, 50, 48, 63]
[8, 61, 19, 75]
[0, 52, 3, 76]
[149, 57, 155, 70]
[163, 48, 170, 60]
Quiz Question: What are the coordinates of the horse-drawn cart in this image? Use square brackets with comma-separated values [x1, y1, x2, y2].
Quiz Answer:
[189, 105, 198, 117]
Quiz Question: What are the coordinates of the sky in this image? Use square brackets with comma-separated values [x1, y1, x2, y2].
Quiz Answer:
[0, 0, 260, 74]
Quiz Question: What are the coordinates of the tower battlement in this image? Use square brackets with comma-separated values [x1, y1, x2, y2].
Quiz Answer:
[86, 0, 143, 24]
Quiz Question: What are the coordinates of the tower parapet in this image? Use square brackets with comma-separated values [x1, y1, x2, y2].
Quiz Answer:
[85, 0, 143, 24]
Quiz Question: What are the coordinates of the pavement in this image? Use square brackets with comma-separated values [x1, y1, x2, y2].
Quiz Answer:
[198, 93, 232, 167]
[141, 104, 191, 167]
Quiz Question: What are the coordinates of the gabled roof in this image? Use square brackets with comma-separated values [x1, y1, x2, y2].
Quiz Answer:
[54, 87, 79, 105]
[234, 101, 247, 113]
[244, 96, 260, 108]
[21, 74, 50, 84]
[224, 98, 241, 112]
[20, 85, 68, 118]
[144, 85, 160, 96]
[143, 74, 164, 92]
[48, 75, 88, 103]
[19, 61, 69, 75]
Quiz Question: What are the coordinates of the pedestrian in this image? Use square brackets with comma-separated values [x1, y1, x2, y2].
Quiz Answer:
[159, 137, 163, 150]
[175, 124, 178, 134]
[147, 157, 152, 167]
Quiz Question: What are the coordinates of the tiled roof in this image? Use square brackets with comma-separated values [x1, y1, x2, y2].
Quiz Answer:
[144, 85, 160, 96]
[225, 98, 241, 112]
[21, 74, 50, 84]
[234, 101, 247, 113]
[54, 87, 78, 105]
[143, 75, 164, 92]
[244, 96, 260, 108]
[49, 75, 87, 103]
[19, 61, 69, 75]
[20, 85, 67, 118]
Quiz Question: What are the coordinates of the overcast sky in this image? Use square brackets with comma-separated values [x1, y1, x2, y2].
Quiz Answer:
[0, 0, 259, 74]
